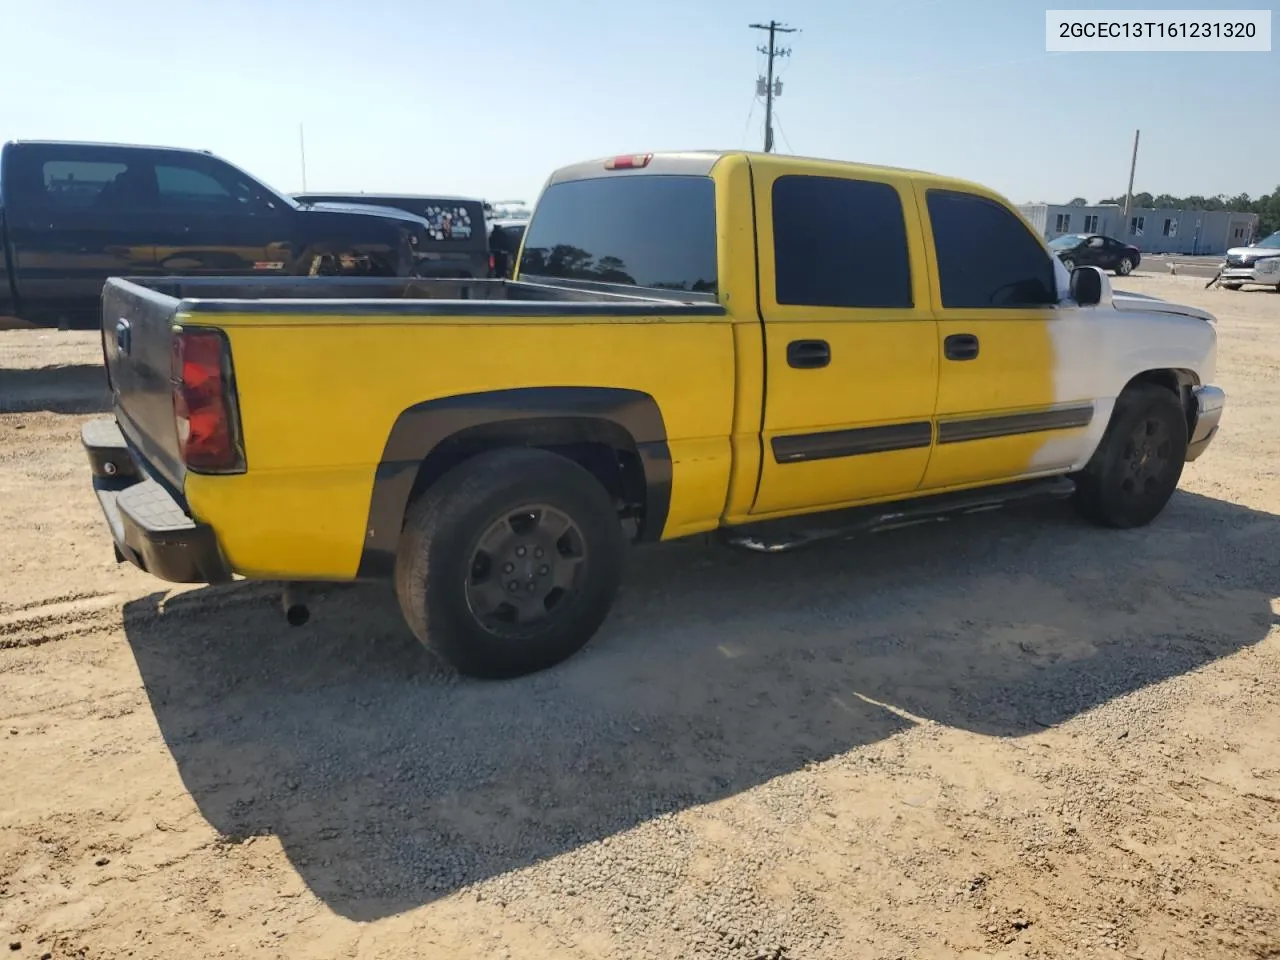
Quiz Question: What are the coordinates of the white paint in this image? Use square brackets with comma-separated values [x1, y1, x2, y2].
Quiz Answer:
[1032, 270, 1219, 472]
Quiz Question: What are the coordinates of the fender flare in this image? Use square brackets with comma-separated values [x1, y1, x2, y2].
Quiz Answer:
[356, 387, 672, 579]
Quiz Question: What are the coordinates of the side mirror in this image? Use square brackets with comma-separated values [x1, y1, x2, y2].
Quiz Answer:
[1070, 266, 1103, 306]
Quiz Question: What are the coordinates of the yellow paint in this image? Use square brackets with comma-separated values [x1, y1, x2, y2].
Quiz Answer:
[744, 155, 939, 516]
[183, 310, 737, 578]
[176, 152, 1089, 583]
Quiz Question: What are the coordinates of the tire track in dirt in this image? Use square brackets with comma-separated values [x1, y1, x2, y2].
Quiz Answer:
[0, 583, 287, 651]
[0, 593, 123, 650]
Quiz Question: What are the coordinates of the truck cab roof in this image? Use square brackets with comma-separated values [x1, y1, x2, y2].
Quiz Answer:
[3, 139, 214, 156]
[544, 149, 993, 199]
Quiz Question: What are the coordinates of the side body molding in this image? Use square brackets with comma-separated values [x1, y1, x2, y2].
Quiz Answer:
[356, 387, 672, 578]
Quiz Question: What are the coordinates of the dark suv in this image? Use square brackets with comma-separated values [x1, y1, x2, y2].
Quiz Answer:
[293, 193, 489, 278]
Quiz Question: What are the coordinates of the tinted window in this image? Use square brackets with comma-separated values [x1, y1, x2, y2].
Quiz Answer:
[296, 195, 484, 242]
[772, 175, 911, 308]
[926, 190, 1056, 308]
[40, 159, 130, 208]
[415, 202, 477, 241]
[519, 175, 717, 295]
[156, 164, 232, 207]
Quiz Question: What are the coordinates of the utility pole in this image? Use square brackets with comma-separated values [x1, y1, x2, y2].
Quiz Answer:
[298, 123, 309, 191]
[1121, 128, 1140, 224]
[750, 20, 795, 153]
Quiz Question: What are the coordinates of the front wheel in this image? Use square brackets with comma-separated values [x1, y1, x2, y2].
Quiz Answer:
[1060, 258, 1076, 272]
[1222, 282, 1242, 290]
[1116, 257, 1135, 276]
[1073, 383, 1188, 529]
[395, 448, 625, 678]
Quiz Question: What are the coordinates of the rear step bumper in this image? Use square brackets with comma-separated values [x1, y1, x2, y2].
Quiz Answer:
[81, 418, 233, 584]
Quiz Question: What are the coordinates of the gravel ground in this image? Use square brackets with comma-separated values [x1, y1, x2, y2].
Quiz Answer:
[1, 274, 1278, 960]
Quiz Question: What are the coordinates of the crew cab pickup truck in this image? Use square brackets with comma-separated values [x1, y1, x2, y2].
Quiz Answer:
[82, 150, 1226, 678]
[0, 140, 432, 330]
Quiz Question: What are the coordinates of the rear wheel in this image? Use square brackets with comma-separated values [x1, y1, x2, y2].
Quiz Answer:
[1073, 383, 1188, 528]
[1222, 282, 1242, 290]
[1060, 258, 1076, 272]
[395, 448, 625, 678]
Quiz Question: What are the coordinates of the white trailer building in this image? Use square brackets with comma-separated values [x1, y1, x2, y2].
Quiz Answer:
[1017, 202, 1258, 256]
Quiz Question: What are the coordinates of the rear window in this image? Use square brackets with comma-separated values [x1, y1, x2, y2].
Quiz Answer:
[413, 201, 478, 241]
[518, 175, 717, 296]
[296, 195, 484, 243]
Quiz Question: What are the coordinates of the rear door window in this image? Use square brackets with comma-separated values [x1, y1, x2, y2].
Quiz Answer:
[518, 175, 717, 295]
[926, 189, 1056, 308]
[771, 174, 912, 308]
[40, 159, 130, 208]
[20, 153, 155, 210]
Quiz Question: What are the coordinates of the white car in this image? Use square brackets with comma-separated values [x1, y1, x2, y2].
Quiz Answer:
[1219, 230, 1280, 291]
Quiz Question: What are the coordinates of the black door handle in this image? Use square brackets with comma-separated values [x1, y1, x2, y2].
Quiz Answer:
[944, 333, 980, 361]
[787, 339, 830, 369]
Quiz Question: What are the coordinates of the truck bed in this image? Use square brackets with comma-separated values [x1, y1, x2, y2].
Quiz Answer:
[99, 275, 727, 510]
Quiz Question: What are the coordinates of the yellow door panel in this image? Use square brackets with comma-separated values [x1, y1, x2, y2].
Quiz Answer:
[911, 181, 1094, 490]
[754, 318, 937, 514]
[747, 156, 939, 516]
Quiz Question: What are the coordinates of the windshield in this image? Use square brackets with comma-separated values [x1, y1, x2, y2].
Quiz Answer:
[1256, 231, 1280, 249]
[1049, 234, 1085, 249]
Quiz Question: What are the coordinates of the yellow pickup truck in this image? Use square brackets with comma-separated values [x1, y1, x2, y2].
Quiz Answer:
[83, 150, 1225, 678]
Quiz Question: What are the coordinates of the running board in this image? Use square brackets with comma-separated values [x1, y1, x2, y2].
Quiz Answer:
[723, 476, 1077, 554]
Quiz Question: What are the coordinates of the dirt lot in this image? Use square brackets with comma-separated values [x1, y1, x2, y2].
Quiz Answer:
[1, 275, 1278, 960]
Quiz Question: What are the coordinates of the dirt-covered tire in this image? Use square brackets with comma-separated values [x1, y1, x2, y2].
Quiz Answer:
[394, 448, 625, 678]
[1073, 383, 1188, 529]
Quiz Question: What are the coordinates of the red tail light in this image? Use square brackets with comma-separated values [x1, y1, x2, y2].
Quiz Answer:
[489, 252, 496, 275]
[171, 328, 245, 473]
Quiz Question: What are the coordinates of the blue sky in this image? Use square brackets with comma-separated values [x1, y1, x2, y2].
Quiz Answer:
[2, 0, 1275, 206]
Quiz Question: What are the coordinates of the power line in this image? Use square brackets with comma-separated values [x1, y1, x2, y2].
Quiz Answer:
[749, 20, 797, 153]
[740, 95, 758, 148]
[773, 109, 796, 154]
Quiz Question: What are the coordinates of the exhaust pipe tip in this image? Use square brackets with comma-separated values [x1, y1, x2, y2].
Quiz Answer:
[281, 584, 310, 627]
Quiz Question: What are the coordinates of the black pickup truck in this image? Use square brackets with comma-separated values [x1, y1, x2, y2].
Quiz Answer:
[0, 140, 433, 329]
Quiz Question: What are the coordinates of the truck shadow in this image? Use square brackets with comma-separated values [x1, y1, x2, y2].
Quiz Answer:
[0, 364, 110, 414]
[120, 488, 1278, 921]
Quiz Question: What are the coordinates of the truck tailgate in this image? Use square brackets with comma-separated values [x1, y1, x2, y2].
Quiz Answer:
[101, 279, 186, 493]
